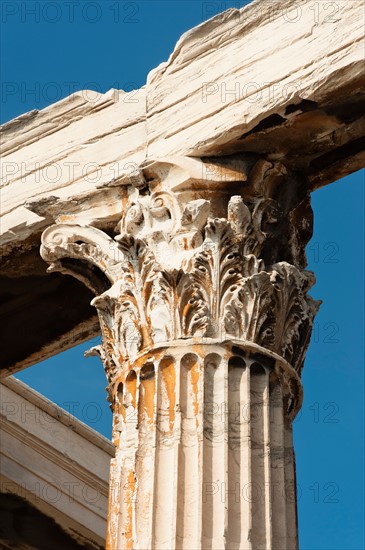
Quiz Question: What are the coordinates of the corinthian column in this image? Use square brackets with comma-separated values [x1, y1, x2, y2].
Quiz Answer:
[40, 156, 320, 550]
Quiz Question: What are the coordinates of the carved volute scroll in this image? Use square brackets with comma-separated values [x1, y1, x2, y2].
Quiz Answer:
[40, 154, 320, 550]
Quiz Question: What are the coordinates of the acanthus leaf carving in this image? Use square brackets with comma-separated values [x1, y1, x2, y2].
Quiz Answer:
[147, 268, 183, 342]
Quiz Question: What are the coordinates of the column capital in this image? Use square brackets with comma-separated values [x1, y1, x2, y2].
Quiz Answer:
[41, 155, 320, 413]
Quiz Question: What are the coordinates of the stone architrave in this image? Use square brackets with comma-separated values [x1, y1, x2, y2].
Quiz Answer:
[40, 155, 320, 550]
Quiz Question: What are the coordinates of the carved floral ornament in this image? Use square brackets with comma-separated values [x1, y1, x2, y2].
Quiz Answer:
[41, 160, 321, 405]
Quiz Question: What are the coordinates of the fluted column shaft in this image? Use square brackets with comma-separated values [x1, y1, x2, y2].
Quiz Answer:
[106, 343, 300, 550]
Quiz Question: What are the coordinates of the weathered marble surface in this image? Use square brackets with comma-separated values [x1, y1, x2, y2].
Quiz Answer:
[39, 150, 320, 549]
[1, 2, 362, 547]
[0, 377, 114, 548]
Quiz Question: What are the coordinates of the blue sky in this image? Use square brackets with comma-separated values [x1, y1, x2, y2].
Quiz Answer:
[2, 1, 364, 548]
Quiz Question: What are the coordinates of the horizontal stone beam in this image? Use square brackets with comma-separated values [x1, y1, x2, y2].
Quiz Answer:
[146, 0, 365, 176]
[0, 377, 114, 546]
